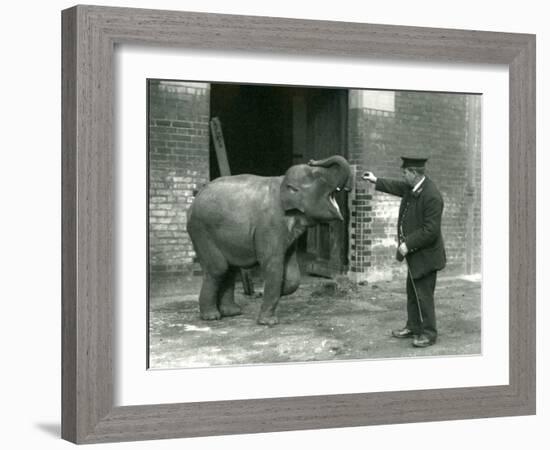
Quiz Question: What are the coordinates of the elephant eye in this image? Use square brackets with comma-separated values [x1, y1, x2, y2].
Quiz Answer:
[336, 187, 341, 192]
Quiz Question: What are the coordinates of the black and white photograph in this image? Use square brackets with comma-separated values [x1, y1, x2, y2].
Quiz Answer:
[147, 80, 482, 369]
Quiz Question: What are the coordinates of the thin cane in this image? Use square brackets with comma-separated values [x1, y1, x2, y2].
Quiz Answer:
[400, 217, 424, 324]
[406, 260, 424, 324]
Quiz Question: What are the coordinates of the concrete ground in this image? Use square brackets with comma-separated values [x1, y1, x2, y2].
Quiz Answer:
[148, 272, 481, 369]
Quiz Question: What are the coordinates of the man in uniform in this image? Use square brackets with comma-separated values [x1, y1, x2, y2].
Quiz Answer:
[362, 157, 446, 348]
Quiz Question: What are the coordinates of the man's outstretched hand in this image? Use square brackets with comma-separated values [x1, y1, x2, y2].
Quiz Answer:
[362, 171, 377, 183]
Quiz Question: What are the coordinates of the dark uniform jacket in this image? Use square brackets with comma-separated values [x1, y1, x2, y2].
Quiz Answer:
[375, 177, 446, 279]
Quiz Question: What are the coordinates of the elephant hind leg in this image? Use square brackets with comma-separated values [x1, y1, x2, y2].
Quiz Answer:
[189, 227, 230, 321]
[218, 267, 242, 317]
[198, 273, 224, 321]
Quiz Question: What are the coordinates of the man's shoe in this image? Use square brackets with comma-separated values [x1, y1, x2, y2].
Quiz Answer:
[392, 327, 415, 339]
[412, 334, 436, 348]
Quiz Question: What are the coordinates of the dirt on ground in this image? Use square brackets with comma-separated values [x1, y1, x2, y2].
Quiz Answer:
[148, 273, 481, 369]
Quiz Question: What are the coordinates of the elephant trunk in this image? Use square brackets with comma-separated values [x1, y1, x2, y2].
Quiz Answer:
[308, 155, 353, 191]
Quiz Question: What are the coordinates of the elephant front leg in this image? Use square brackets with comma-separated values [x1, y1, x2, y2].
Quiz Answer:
[282, 249, 301, 296]
[257, 260, 284, 326]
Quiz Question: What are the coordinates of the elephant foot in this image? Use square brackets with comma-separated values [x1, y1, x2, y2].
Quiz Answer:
[200, 308, 222, 321]
[220, 303, 242, 317]
[257, 312, 279, 326]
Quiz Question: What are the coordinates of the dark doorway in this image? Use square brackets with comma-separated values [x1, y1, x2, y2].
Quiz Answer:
[209, 83, 349, 276]
[209, 84, 294, 178]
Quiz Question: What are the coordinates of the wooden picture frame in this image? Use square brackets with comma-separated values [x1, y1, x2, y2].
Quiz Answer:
[61, 5, 536, 444]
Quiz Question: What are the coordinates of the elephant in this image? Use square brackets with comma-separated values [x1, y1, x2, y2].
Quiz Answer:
[186, 155, 353, 325]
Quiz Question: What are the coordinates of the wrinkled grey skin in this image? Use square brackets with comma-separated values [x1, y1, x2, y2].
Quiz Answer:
[187, 155, 352, 325]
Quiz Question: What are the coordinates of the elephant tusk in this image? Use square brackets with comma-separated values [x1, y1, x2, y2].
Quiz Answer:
[330, 194, 341, 216]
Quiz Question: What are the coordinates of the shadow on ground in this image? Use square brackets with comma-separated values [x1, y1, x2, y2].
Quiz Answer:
[149, 273, 481, 369]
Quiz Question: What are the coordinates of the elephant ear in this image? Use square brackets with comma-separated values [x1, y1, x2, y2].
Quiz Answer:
[280, 164, 313, 212]
[307, 155, 353, 192]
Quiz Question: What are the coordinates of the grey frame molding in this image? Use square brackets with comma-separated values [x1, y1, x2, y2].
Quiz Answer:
[62, 5, 536, 444]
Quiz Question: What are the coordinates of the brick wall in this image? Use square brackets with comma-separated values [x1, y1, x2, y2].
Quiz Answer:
[348, 90, 481, 282]
[148, 80, 210, 276]
[147, 83, 481, 283]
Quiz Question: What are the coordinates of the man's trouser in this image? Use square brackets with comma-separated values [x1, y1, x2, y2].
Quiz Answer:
[406, 270, 437, 340]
